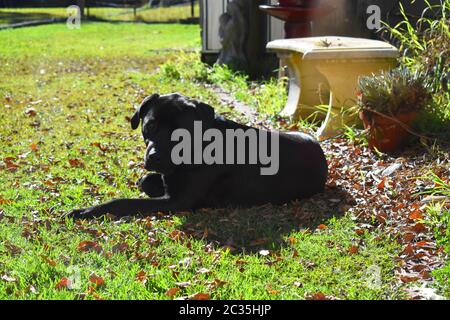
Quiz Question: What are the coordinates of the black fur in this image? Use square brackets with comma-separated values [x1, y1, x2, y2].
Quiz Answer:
[67, 93, 328, 219]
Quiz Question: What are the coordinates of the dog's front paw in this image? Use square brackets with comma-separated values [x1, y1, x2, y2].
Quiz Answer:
[65, 206, 105, 219]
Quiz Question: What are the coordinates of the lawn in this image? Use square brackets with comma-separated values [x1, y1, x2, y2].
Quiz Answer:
[0, 4, 199, 26]
[0, 21, 409, 300]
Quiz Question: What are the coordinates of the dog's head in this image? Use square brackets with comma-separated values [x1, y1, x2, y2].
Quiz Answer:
[130, 93, 215, 174]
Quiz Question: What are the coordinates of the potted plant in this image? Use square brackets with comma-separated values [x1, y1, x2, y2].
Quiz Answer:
[357, 68, 431, 153]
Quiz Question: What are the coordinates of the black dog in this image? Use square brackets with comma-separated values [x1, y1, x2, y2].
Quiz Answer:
[68, 93, 328, 218]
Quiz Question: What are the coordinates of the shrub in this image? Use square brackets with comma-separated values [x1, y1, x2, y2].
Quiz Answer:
[385, 0, 449, 94]
[357, 67, 432, 115]
[378, 0, 449, 136]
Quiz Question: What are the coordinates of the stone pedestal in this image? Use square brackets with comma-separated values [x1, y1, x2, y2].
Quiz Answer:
[267, 36, 399, 139]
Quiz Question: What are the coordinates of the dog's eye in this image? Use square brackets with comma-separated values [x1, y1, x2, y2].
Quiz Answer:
[146, 123, 157, 133]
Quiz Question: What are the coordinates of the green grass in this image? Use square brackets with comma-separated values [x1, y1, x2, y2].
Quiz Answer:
[0, 5, 199, 26]
[0, 22, 199, 58]
[421, 172, 450, 297]
[0, 22, 403, 300]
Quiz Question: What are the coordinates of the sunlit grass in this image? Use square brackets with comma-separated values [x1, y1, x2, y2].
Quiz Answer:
[0, 4, 199, 26]
[0, 22, 403, 300]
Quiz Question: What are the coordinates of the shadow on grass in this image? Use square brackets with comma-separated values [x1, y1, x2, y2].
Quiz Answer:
[179, 186, 354, 254]
[87, 16, 199, 25]
[0, 11, 58, 25]
[0, 11, 199, 28]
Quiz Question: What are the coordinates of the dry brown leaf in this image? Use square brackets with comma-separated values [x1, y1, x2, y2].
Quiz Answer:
[30, 143, 39, 151]
[305, 292, 329, 300]
[89, 274, 105, 287]
[287, 237, 297, 245]
[348, 245, 359, 254]
[135, 270, 147, 283]
[377, 177, 387, 190]
[400, 275, 419, 283]
[402, 232, 416, 243]
[77, 241, 102, 253]
[166, 288, 181, 298]
[0, 198, 14, 205]
[41, 255, 57, 267]
[55, 277, 71, 290]
[409, 209, 424, 221]
[68, 158, 85, 168]
[191, 293, 210, 300]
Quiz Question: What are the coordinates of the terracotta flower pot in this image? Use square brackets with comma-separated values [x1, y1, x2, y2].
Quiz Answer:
[359, 110, 417, 153]
[278, 0, 320, 7]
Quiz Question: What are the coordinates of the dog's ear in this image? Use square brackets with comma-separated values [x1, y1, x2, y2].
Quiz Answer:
[131, 94, 160, 130]
[194, 101, 215, 126]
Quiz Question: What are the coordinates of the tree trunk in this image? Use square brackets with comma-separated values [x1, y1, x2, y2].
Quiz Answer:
[77, 0, 85, 17]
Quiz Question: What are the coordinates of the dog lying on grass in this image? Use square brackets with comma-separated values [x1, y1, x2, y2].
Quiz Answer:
[67, 93, 328, 218]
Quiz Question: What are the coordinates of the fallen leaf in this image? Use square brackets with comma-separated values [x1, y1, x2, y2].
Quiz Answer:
[197, 268, 211, 274]
[169, 230, 185, 241]
[4, 241, 22, 255]
[375, 212, 388, 224]
[25, 107, 37, 117]
[1, 274, 16, 283]
[0, 198, 14, 205]
[402, 232, 416, 243]
[90, 142, 109, 152]
[41, 255, 57, 267]
[348, 245, 359, 254]
[55, 277, 71, 290]
[377, 177, 387, 190]
[411, 223, 426, 234]
[266, 284, 280, 295]
[191, 293, 210, 300]
[77, 241, 102, 253]
[305, 292, 328, 300]
[287, 237, 297, 245]
[30, 143, 39, 151]
[409, 210, 424, 221]
[111, 243, 129, 253]
[68, 158, 85, 168]
[89, 274, 105, 287]
[400, 275, 419, 283]
[166, 288, 181, 297]
[5, 162, 19, 172]
[175, 281, 191, 288]
[214, 279, 228, 287]
[402, 244, 415, 257]
[135, 270, 147, 283]
[415, 241, 431, 248]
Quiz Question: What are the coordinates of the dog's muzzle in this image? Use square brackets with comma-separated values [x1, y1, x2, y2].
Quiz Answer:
[144, 142, 161, 169]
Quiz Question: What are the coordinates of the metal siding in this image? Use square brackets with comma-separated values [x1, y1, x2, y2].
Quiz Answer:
[201, 0, 283, 53]
[268, 0, 284, 41]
